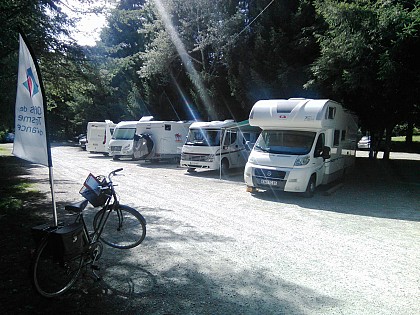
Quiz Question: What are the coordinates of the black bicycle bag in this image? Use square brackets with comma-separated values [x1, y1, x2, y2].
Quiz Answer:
[32, 222, 85, 261]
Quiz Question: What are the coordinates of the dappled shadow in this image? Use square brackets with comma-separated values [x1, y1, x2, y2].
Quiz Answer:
[250, 157, 420, 222]
[136, 160, 182, 170]
[183, 167, 246, 184]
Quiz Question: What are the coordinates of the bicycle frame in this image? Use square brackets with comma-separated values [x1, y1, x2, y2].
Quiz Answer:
[76, 183, 119, 249]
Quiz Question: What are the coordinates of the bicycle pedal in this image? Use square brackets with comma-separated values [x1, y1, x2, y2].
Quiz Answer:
[91, 265, 100, 271]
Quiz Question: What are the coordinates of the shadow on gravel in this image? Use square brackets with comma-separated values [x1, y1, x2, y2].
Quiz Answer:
[251, 157, 420, 222]
[183, 167, 246, 183]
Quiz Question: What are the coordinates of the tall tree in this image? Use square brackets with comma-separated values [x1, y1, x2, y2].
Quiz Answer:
[307, 0, 420, 159]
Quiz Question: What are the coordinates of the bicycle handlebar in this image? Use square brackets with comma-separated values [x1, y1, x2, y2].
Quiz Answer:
[111, 168, 123, 176]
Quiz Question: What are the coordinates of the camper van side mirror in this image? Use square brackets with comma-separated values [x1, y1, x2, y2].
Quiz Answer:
[133, 134, 140, 141]
[322, 146, 331, 160]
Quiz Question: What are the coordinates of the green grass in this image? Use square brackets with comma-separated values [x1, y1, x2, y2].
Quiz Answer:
[0, 146, 12, 156]
[392, 135, 420, 142]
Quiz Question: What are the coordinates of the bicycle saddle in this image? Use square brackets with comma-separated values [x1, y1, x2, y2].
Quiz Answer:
[65, 200, 89, 213]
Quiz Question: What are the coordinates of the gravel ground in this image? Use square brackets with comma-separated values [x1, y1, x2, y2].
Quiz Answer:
[2, 143, 419, 314]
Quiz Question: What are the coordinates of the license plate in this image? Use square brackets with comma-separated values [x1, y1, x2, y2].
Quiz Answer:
[260, 179, 279, 186]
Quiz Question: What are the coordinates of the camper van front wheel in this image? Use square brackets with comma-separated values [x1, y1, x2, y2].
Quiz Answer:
[221, 159, 229, 173]
[304, 175, 316, 198]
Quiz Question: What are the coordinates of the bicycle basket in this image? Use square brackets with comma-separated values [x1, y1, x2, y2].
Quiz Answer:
[79, 173, 109, 207]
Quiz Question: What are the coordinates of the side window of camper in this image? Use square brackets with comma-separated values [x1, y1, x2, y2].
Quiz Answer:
[326, 107, 336, 119]
[165, 124, 171, 131]
[334, 130, 340, 146]
[314, 133, 325, 157]
[224, 131, 237, 145]
[341, 130, 346, 141]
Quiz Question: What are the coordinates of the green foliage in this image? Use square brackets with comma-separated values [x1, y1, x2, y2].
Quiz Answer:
[308, 0, 420, 134]
[0, 0, 418, 149]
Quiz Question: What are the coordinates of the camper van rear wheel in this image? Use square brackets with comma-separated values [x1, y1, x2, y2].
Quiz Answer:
[304, 175, 316, 198]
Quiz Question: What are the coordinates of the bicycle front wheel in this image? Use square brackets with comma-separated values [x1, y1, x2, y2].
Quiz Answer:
[93, 204, 146, 249]
[31, 236, 84, 298]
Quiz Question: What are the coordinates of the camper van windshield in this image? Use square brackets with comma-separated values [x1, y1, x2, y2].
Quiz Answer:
[186, 129, 221, 146]
[255, 130, 315, 155]
[112, 128, 136, 140]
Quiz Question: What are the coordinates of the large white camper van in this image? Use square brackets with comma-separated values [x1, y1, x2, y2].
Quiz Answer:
[109, 120, 139, 159]
[86, 120, 116, 155]
[244, 98, 357, 197]
[109, 118, 191, 162]
[180, 120, 260, 172]
[132, 120, 192, 162]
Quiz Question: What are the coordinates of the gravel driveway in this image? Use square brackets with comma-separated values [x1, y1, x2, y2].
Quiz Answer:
[20, 144, 420, 314]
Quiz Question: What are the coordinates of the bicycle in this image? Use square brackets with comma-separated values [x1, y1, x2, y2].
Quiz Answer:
[30, 168, 146, 298]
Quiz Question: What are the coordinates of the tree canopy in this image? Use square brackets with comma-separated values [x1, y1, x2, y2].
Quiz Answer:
[1, 0, 419, 157]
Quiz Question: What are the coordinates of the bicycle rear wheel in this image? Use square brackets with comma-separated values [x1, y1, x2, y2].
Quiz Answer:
[93, 204, 146, 249]
[31, 236, 84, 298]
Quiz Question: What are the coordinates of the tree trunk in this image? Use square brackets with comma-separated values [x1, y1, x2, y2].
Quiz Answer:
[383, 126, 393, 160]
[406, 115, 414, 146]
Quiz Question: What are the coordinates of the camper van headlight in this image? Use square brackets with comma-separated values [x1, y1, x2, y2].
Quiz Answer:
[294, 155, 310, 166]
[123, 144, 131, 150]
[206, 154, 215, 162]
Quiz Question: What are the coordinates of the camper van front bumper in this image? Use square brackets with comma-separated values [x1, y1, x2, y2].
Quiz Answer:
[245, 163, 311, 193]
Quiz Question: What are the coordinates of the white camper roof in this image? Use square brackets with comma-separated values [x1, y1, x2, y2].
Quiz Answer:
[249, 98, 344, 129]
[88, 120, 115, 127]
[114, 121, 139, 129]
[189, 120, 236, 129]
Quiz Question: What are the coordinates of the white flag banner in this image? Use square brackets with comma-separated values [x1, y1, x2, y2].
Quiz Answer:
[13, 34, 50, 167]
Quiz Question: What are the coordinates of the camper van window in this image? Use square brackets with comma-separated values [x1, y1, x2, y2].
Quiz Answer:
[224, 131, 237, 146]
[314, 133, 325, 157]
[326, 107, 336, 119]
[165, 124, 171, 131]
[186, 129, 221, 146]
[112, 128, 136, 140]
[333, 130, 340, 146]
[255, 130, 315, 155]
[341, 130, 346, 141]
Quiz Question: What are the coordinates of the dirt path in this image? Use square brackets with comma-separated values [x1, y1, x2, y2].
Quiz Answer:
[1, 143, 419, 314]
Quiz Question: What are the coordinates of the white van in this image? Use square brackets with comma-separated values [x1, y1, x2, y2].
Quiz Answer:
[132, 120, 192, 162]
[180, 120, 260, 172]
[86, 120, 116, 155]
[244, 98, 357, 197]
[109, 118, 191, 161]
[109, 120, 139, 160]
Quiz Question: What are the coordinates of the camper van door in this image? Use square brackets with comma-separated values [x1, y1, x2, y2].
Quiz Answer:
[223, 130, 239, 166]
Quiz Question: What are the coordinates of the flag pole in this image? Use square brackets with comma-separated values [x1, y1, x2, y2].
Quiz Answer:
[18, 31, 58, 227]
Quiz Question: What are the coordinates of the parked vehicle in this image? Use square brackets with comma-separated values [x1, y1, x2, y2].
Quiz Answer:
[78, 134, 87, 150]
[5, 132, 14, 143]
[86, 120, 116, 155]
[133, 120, 192, 162]
[109, 117, 191, 162]
[109, 120, 141, 159]
[357, 136, 371, 150]
[244, 98, 358, 197]
[180, 120, 260, 173]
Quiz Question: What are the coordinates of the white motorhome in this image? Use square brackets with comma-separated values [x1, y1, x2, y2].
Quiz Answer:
[244, 98, 357, 197]
[180, 120, 260, 172]
[132, 120, 192, 162]
[109, 118, 191, 162]
[109, 120, 139, 159]
[86, 120, 116, 155]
